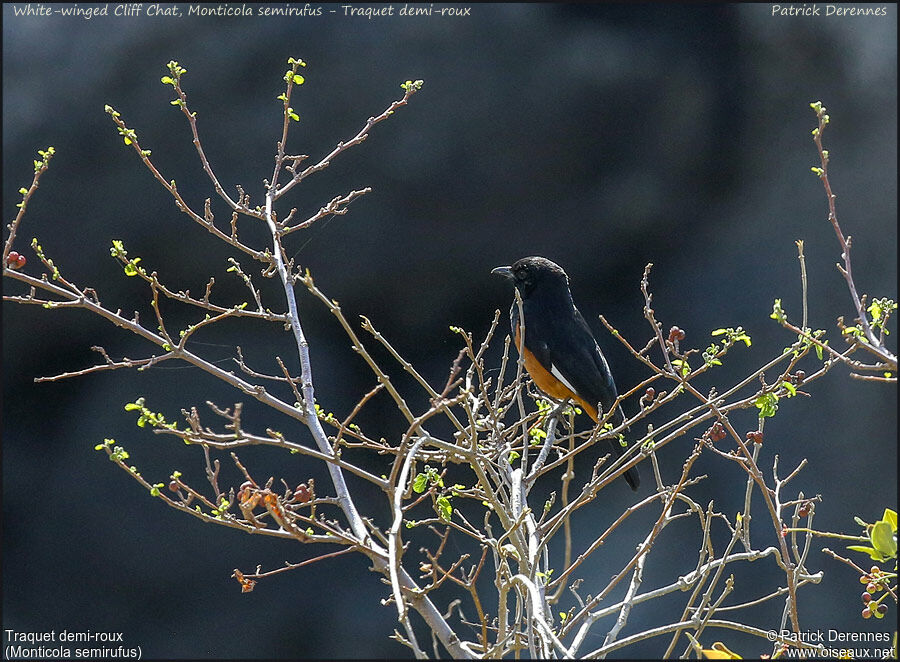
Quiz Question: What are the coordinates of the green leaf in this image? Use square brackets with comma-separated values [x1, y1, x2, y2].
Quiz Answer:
[671, 359, 690, 376]
[412, 472, 428, 493]
[711, 326, 752, 347]
[435, 495, 452, 521]
[755, 392, 779, 418]
[847, 545, 888, 562]
[770, 299, 787, 323]
[529, 427, 546, 442]
[123, 259, 141, 276]
[292, 74, 305, 85]
[871, 520, 897, 560]
[866, 300, 882, 322]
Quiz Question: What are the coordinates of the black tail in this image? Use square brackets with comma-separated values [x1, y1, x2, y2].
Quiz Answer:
[623, 462, 640, 492]
[607, 440, 640, 491]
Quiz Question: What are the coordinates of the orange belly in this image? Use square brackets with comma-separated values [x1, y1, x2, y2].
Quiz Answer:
[515, 325, 599, 422]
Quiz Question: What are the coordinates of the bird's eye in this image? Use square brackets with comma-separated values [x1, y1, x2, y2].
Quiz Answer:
[515, 267, 528, 280]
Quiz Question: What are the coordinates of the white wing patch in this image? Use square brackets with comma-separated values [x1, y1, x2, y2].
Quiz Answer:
[549, 363, 578, 394]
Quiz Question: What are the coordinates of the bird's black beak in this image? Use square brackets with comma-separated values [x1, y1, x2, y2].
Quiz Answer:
[491, 265, 514, 280]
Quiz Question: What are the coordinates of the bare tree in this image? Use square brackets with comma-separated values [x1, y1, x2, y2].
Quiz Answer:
[4, 61, 895, 659]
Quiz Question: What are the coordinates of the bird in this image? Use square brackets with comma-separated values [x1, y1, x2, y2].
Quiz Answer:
[492, 256, 639, 490]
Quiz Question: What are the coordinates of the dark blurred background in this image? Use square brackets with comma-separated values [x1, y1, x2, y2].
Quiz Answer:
[3, 3, 896, 659]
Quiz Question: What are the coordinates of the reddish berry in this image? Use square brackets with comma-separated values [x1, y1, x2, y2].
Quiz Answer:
[746, 431, 763, 445]
[798, 503, 811, 517]
[862, 607, 872, 619]
[668, 326, 685, 343]
[867, 582, 878, 594]
[293, 484, 311, 503]
[794, 370, 805, 383]
[871, 565, 881, 574]
[877, 604, 888, 615]
[168, 480, 179, 492]
[710, 422, 726, 441]
[6, 251, 26, 270]
[862, 592, 872, 603]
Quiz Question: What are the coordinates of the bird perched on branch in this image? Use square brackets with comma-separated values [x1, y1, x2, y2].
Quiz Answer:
[492, 256, 639, 490]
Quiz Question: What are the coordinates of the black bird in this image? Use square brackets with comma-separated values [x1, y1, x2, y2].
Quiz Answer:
[492, 256, 639, 490]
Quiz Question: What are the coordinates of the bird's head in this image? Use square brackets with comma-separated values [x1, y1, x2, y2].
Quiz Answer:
[491, 256, 569, 298]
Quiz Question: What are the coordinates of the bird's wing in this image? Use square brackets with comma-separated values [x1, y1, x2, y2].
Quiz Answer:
[548, 307, 620, 418]
[518, 300, 638, 490]
[514, 300, 617, 416]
